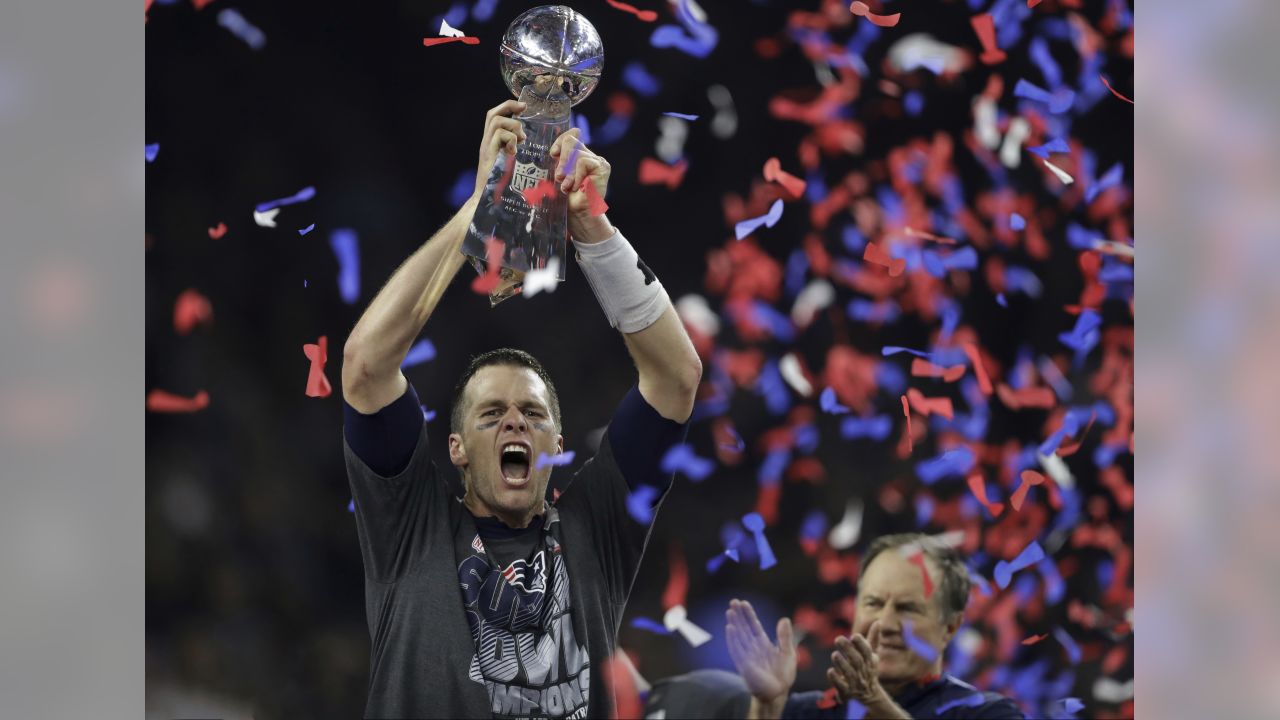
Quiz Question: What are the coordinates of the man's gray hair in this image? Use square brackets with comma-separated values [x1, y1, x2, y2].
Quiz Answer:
[859, 533, 971, 622]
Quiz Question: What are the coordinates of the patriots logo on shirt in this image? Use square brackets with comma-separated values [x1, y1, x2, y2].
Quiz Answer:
[471, 534, 485, 554]
[501, 550, 547, 594]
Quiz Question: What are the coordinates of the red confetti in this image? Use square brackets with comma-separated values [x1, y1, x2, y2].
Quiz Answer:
[962, 342, 994, 395]
[863, 242, 906, 277]
[146, 389, 210, 413]
[422, 36, 480, 47]
[815, 687, 841, 710]
[1099, 74, 1135, 105]
[470, 237, 506, 295]
[904, 227, 958, 245]
[1010, 470, 1047, 512]
[207, 222, 228, 239]
[966, 472, 1006, 517]
[907, 550, 935, 598]
[521, 178, 559, 207]
[1028, 0, 1043, 7]
[911, 358, 967, 383]
[638, 157, 688, 189]
[602, 652, 643, 720]
[303, 335, 332, 398]
[605, 0, 658, 22]
[762, 157, 807, 198]
[173, 288, 214, 335]
[848, 1, 901, 28]
[191, 0, 217, 10]
[661, 543, 689, 611]
[996, 383, 1056, 410]
[897, 394, 913, 458]
[582, 178, 610, 216]
[970, 14, 1007, 65]
[906, 388, 955, 420]
[1021, 633, 1050, 646]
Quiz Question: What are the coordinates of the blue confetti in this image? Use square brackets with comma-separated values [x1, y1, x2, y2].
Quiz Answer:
[1028, 36, 1063, 89]
[347, 498, 355, 513]
[845, 699, 867, 719]
[915, 447, 976, 485]
[800, 510, 827, 542]
[145, 143, 160, 162]
[901, 620, 938, 663]
[1053, 628, 1081, 664]
[470, 0, 498, 22]
[1086, 162, 1124, 203]
[631, 616, 672, 635]
[329, 228, 361, 304]
[433, 2, 468, 32]
[626, 484, 660, 524]
[663, 112, 699, 121]
[660, 443, 715, 481]
[1039, 558, 1065, 604]
[995, 541, 1046, 589]
[741, 512, 777, 570]
[841, 224, 867, 253]
[421, 406, 436, 422]
[217, 9, 267, 51]
[735, 199, 784, 240]
[846, 298, 900, 324]
[1010, 212, 1026, 230]
[756, 361, 793, 415]
[256, 186, 316, 213]
[996, 293, 1008, 308]
[840, 415, 892, 441]
[1058, 309, 1102, 362]
[650, 0, 718, 58]
[819, 387, 849, 414]
[750, 300, 795, 342]
[401, 339, 437, 368]
[915, 495, 935, 526]
[903, 90, 924, 116]
[448, 168, 475, 208]
[758, 449, 790, 486]
[621, 61, 662, 97]
[298, 223, 315, 236]
[535, 450, 576, 470]
[1028, 137, 1071, 159]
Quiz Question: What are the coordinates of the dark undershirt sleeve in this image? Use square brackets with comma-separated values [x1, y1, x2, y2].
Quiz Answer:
[342, 381, 425, 478]
[605, 384, 688, 492]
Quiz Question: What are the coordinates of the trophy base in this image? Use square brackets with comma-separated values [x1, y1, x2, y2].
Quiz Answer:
[468, 255, 526, 307]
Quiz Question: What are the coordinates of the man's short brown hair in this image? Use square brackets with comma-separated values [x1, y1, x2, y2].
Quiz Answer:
[859, 533, 972, 622]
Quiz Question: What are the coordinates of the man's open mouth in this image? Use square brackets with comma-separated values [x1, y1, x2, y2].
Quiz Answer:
[500, 442, 531, 485]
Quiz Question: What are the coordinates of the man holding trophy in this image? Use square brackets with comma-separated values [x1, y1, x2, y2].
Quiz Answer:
[340, 7, 702, 718]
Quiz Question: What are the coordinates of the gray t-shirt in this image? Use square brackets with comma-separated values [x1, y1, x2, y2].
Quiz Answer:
[343, 390, 678, 718]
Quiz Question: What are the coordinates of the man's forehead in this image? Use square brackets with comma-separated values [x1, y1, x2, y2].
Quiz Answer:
[859, 550, 933, 597]
[467, 364, 550, 403]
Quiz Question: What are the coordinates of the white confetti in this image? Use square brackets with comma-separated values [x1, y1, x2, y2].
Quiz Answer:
[253, 208, 279, 228]
[791, 279, 835, 328]
[974, 97, 1000, 150]
[663, 605, 712, 648]
[439, 19, 466, 38]
[521, 257, 561, 298]
[1043, 158, 1076, 185]
[1037, 451, 1076, 490]
[827, 498, 863, 550]
[1000, 117, 1031, 168]
[778, 352, 813, 397]
[675, 294, 720, 337]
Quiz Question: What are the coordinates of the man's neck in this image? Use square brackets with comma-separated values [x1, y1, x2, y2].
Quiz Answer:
[880, 669, 942, 699]
[462, 493, 542, 529]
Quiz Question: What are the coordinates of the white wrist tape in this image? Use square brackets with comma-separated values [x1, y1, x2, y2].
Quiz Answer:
[572, 228, 669, 334]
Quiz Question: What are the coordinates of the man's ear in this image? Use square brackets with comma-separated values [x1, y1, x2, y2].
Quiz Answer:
[448, 432, 469, 468]
[942, 612, 963, 645]
[555, 434, 564, 455]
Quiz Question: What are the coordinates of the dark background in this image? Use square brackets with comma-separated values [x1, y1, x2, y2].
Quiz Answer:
[146, 1, 1133, 717]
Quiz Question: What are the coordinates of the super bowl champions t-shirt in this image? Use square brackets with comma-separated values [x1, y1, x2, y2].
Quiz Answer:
[342, 381, 684, 719]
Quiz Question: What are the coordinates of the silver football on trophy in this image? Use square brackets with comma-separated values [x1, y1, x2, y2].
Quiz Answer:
[499, 5, 604, 106]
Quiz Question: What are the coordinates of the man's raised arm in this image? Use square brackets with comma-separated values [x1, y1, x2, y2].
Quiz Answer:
[342, 100, 528, 414]
[550, 130, 703, 422]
